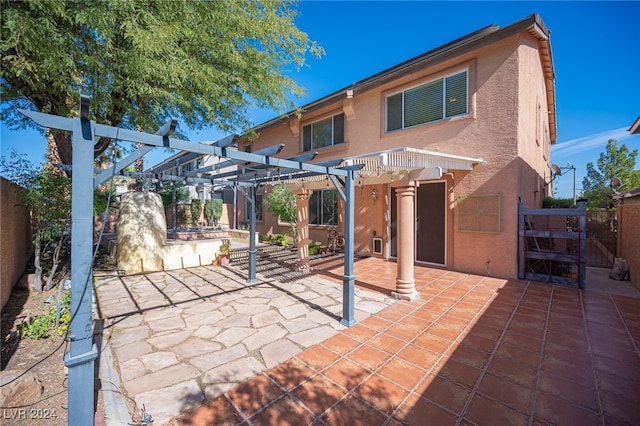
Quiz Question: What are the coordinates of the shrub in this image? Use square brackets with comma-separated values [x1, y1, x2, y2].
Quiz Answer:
[18, 292, 71, 339]
[309, 242, 322, 255]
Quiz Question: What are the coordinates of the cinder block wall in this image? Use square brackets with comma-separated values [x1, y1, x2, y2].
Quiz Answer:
[1, 178, 33, 309]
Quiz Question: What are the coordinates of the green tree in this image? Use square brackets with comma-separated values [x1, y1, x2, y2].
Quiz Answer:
[264, 184, 297, 239]
[1, 0, 323, 166]
[1, 151, 71, 291]
[582, 139, 640, 208]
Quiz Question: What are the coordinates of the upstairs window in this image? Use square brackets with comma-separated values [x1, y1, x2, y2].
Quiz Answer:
[303, 113, 345, 151]
[387, 70, 468, 132]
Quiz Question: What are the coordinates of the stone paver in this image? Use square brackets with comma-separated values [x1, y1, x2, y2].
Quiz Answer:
[95, 261, 394, 425]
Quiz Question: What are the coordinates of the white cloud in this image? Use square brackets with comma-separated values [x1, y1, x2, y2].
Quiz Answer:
[551, 127, 635, 161]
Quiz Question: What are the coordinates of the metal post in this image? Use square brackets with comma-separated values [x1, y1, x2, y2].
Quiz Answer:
[247, 185, 258, 284]
[341, 169, 356, 327]
[64, 95, 98, 426]
[578, 200, 587, 289]
[171, 181, 177, 230]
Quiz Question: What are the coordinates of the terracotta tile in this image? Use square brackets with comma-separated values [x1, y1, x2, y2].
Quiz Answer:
[487, 355, 537, 388]
[540, 355, 595, 388]
[394, 393, 457, 425]
[467, 323, 503, 341]
[322, 334, 360, 355]
[494, 342, 541, 367]
[265, 358, 315, 391]
[473, 314, 509, 331]
[360, 315, 392, 332]
[596, 369, 640, 401]
[437, 313, 471, 331]
[548, 312, 584, 328]
[543, 342, 592, 368]
[227, 375, 284, 417]
[501, 330, 543, 353]
[322, 396, 388, 426]
[368, 333, 406, 355]
[396, 345, 440, 370]
[446, 344, 491, 369]
[477, 373, 534, 413]
[249, 395, 315, 426]
[589, 332, 636, 353]
[455, 301, 487, 313]
[601, 393, 640, 425]
[465, 393, 529, 425]
[292, 374, 346, 416]
[426, 323, 461, 341]
[385, 323, 421, 342]
[297, 345, 341, 372]
[545, 330, 589, 351]
[397, 314, 433, 330]
[353, 374, 409, 415]
[430, 295, 457, 308]
[342, 323, 378, 343]
[413, 332, 454, 354]
[507, 322, 545, 340]
[446, 308, 478, 322]
[545, 321, 586, 339]
[514, 306, 548, 321]
[413, 307, 444, 322]
[436, 358, 482, 388]
[458, 333, 498, 354]
[378, 357, 426, 390]
[420, 375, 471, 414]
[350, 344, 391, 371]
[393, 302, 418, 314]
[537, 370, 598, 409]
[176, 395, 244, 425]
[322, 358, 372, 391]
[533, 391, 601, 426]
[592, 347, 640, 372]
[377, 308, 407, 322]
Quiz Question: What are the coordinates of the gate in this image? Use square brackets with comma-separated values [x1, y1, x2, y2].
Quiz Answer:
[585, 210, 617, 268]
[518, 201, 586, 288]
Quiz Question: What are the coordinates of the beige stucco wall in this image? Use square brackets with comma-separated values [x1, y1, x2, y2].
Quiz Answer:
[1, 178, 33, 309]
[241, 30, 551, 279]
[618, 199, 640, 289]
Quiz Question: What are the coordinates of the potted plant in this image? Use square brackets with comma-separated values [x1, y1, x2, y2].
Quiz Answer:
[218, 239, 231, 266]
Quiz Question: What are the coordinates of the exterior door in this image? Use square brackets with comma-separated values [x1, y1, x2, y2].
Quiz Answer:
[416, 182, 446, 265]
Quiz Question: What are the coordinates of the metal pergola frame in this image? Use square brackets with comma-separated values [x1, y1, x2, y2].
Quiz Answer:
[19, 95, 363, 426]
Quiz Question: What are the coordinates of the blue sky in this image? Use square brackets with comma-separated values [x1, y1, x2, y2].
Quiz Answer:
[2, 1, 639, 198]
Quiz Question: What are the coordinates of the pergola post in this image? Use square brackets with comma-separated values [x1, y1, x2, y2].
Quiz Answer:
[340, 169, 356, 326]
[295, 189, 311, 272]
[64, 96, 98, 426]
[247, 185, 258, 284]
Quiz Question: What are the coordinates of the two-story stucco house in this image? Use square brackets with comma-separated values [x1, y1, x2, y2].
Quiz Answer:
[234, 13, 556, 282]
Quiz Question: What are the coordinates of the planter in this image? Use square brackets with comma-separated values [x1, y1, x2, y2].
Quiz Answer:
[217, 254, 231, 266]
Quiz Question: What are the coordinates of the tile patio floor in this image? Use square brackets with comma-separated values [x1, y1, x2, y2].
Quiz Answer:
[96, 255, 640, 425]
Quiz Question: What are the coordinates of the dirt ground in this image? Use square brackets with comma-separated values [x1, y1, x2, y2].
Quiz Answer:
[1, 279, 107, 425]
